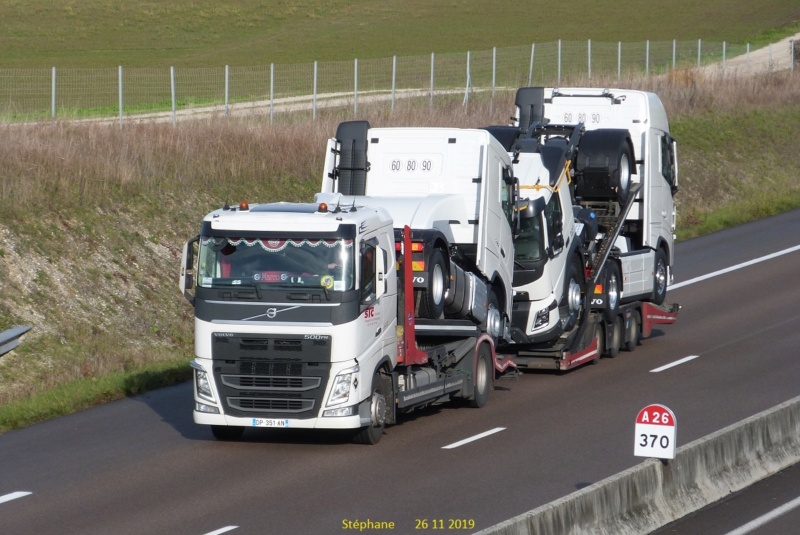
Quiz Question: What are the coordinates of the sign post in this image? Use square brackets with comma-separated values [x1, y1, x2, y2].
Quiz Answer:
[634, 404, 677, 459]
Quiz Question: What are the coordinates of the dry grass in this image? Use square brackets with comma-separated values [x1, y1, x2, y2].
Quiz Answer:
[0, 71, 798, 416]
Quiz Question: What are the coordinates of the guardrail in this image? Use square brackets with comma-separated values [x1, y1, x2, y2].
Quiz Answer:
[0, 326, 32, 357]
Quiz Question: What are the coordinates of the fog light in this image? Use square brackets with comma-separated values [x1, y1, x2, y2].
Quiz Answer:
[195, 402, 220, 414]
[323, 406, 356, 417]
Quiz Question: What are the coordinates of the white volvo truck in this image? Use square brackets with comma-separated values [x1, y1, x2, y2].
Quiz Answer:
[179, 124, 518, 444]
[486, 87, 679, 369]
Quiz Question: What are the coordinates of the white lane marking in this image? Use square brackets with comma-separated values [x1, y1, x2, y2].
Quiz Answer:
[671, 245, 800, 290]
[442, 427, 505, 449]
[651, 355, 700, 373]
[204, 527, 238, 535]
[0, 491, 32, 504]
[724, 494, 800, 535]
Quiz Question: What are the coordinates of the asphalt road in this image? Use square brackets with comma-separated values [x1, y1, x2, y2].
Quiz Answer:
[654, 462, 800, 535]
[1, 209, 799, 535]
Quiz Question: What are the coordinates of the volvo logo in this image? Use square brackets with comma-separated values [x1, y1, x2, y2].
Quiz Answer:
[242, 305, 301, 321]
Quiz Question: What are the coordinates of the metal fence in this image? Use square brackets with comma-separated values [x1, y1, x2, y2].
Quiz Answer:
[0, 39, 794, 125]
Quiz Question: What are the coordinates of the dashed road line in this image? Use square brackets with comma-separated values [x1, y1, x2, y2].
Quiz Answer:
[651, 355, 700, 373]
[443, 427, 506, 449]
[0, 492, 32, 505]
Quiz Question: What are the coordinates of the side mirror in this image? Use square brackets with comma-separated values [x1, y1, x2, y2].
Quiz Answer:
[180, 235, 199, 306]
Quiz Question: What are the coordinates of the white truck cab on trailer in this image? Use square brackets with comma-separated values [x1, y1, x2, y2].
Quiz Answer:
[486, 87, 678, 363]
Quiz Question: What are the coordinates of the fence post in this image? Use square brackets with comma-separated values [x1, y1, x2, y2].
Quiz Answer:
[269, 63, 274, 125]
[391, 55, 397, 113]
[118, 66, 123, 128]
[528, 43, 535, 86]
[618, 41, 621, 81]
[492, 47, 496, 101]
[430, 52, 435, 109]
[672, 39, 676, 70]
[722, 42, 726, 77]
[170, 66, 177, 126]
[225, 65, 230, 117]
[586, 39, 591, 80]
[354, 58, 358, 115]
[313, 61, 318, 121]
[646, 40, 650, 77]
[746, 43, 750, 71]
[697, 39, 702, 69]
[51, 67, 56, 120]
[769, 44, 773, 72]
[558, 39, 562, 86]
[463, 51, 470, 106]
[792, 40, 795, 73]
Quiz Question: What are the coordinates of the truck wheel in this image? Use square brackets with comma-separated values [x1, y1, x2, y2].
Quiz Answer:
[418, 248, 448, 319]
[603, 262, 621, 323]
[559, 257, 584, 332]
[591, 323, 604, 364]
[353, 371, 388, 445]
[470, 343, 492, 408]
[211, 425, 244, 441]
[652, 249, 668, 305]
[484, 289, 503, 343]
[605, 316, 622, 358]
[624, 310, 641, 351]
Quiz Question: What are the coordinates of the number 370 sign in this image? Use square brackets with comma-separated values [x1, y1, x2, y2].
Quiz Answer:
[634, 404, 677, 459]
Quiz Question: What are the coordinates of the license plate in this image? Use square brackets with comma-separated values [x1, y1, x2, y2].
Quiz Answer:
[251, 418, 289, 428]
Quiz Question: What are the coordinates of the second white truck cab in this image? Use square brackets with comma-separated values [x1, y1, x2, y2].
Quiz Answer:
[486, 87, 678, 351]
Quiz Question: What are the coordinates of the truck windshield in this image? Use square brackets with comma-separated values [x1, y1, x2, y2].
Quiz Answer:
[515, 214, 544, 262]
[197, 237, 355, 292]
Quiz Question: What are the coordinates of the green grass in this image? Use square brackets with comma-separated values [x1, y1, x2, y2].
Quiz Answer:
[0, 1, 798, 68]
[0, 358, 191, 434]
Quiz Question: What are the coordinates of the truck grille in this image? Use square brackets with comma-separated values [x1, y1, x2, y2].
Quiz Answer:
[211, 333, 332, 419]
[228, 395, 314, 413]
[222, 375, 320, 391]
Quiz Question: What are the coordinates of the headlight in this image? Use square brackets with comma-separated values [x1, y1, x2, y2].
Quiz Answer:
[327, 365, 359, 406]
[533, 307, 550, 329]
[195, 368, 215, 402]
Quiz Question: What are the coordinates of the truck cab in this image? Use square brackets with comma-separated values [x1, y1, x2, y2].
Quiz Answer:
[319, 121, 517, 335]
[181, 201, 400, 440]
[489, 87, 678, 346]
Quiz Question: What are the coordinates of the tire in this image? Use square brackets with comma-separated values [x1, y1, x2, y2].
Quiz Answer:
[605, 316, 622, 358]
[418, 248, 448, 319]
[211, 425, 245, 441]
[484, 289, 504, 343]
[652, 249, 668, 305]
[353, 370, 388, 445]
[575, 130, 633, 205]
[624, 310, 641, 351]
[559, 256, 584, 332]
[603, 261, 621, 323]
[470, 343, 492, 408]
[591, 322, 604, 364]
[615, 146, 633, 205]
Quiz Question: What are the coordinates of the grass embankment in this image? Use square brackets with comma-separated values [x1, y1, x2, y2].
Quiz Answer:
[1, 73, 799, 433]
[0, 1, 798, 68]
